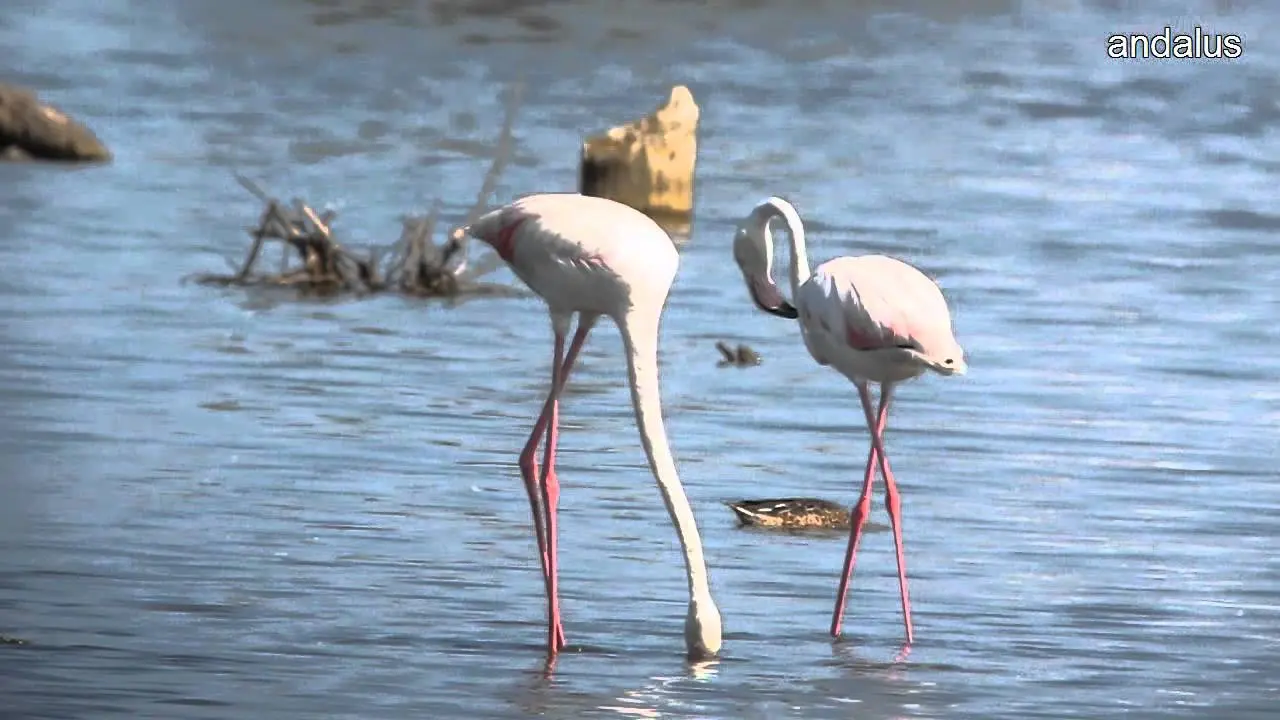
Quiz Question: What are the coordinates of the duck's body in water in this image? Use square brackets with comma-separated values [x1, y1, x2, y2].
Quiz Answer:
[727, 498, 851, 529]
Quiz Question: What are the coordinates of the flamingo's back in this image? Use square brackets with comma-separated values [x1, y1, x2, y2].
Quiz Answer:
[796, 255, 964, 381]
[468, 193, 679, 317]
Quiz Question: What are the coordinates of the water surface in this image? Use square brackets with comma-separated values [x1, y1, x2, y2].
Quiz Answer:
[2, 1, 1278, 718]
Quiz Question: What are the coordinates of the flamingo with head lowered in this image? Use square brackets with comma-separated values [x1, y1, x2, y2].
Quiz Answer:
[732, 196, 966, 645]
[456, 192, 723, 660]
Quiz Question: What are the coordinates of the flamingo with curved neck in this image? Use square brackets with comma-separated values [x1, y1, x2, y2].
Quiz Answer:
[459, 192, 722, 660]
[733, 196, 966, 645]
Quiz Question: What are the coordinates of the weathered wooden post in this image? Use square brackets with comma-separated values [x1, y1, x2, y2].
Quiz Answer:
[579, 85, 699, 238]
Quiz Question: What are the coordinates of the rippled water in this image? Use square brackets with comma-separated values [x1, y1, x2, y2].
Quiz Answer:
[3, 0, 1279, 717]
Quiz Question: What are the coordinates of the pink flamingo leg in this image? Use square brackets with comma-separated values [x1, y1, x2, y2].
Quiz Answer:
[870, 384, 911, 640]
[517, 316, 595, 653]
[864, 383, 913, 644]
[539, 315, 597, 654]
[518, 390, 558, 643]
[830, 381, 892, 638]
[540, 331, 566, 654]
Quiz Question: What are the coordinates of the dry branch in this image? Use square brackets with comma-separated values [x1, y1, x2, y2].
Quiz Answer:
[192, 84, 524, 299]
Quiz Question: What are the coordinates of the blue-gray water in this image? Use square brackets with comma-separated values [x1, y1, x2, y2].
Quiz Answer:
[2, 1, 1278, 717]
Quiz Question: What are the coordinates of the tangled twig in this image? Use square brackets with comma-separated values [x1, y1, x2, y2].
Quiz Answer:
[192, 83, 525, 299]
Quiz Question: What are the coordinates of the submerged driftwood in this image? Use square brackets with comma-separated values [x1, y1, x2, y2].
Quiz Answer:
[193, 85, 522, 298]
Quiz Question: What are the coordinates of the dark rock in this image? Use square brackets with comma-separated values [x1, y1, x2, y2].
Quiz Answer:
[0, 82, 111, 163]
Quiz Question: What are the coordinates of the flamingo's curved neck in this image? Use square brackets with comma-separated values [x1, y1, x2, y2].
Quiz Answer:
[761, 197, 811, 300]
[617, 308, 713, 604]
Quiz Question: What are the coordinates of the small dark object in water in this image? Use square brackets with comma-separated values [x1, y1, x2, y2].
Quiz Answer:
[727, 498, 850, 529]
[716, 341, 760, 367]
[191, 83, 524, 299]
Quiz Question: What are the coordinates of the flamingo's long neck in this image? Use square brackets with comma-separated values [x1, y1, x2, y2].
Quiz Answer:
[618, 309, 713, 604]
[764, 197, 812, 301]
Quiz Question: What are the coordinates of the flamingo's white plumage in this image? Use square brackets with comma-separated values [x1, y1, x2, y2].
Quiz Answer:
[459, 192, 722, 660]
[733, 196, 966, 645]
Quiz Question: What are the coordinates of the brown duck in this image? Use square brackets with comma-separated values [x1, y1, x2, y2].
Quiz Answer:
[727, 498, 851, 529]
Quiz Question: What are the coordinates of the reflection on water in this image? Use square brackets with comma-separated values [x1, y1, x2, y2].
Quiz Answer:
[598, 660, 721, 718]
[2, 0, 1279, 718]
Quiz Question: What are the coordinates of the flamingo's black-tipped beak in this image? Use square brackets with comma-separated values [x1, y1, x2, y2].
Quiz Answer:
[765, 299, 799, 320]
[748, 276, 798, 319]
